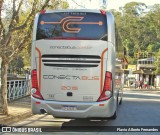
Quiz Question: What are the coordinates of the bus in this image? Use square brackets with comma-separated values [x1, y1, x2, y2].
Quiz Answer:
[31, 9, 125, 119]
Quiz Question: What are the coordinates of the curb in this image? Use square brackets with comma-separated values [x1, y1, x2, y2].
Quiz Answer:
[125, 89, 160, 91]
[1, 111, 32, 126]
[124, 87, 160, 91]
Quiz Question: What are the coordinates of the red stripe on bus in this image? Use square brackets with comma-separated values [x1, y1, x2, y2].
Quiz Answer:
[36, 47, 42, 91]
[100, 48, 108, 94]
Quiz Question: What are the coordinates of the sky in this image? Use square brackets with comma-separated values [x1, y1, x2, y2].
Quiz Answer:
[107, 0, 160, 10]
[67, 0, 160, 10]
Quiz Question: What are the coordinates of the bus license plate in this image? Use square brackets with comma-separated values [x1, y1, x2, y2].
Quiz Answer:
[62, 105, 77, 111]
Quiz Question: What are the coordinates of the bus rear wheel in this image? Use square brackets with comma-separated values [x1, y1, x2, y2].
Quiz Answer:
[119, 97, 122, 105]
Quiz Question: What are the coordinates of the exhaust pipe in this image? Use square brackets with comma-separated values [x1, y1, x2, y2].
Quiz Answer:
[40, 108, 47, 114]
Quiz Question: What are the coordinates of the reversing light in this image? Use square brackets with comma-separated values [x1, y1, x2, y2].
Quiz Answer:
[97, 71, 112, 102]
[31, 88, 37, 95]
[105, 91, 112, 98]
[31, 69, 44, 100]
[31, 88, 44, 100]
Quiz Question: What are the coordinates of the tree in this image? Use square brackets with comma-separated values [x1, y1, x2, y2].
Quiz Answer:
[0, 0, 68, 115]
[10, 56, 24, 69]
[112, 2, 160, 62]
[18, 0, 69, 69]
[154, 50, 160, 74]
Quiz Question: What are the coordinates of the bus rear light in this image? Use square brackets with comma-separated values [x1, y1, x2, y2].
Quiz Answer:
[36, 102, 41, 104]
[103, 72, 112, 91]
[97, 90, 112, 101]
[31, 70, 44, 100]
[40, 10, 46, 14]
[31, 69, 38, 89]
[31, 88, 44, 100]
[97, 72, 112, 102]
[100, 10, 106, 15]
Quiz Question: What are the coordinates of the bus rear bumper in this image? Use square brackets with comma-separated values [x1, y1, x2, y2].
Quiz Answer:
[31, 96, 115, 118]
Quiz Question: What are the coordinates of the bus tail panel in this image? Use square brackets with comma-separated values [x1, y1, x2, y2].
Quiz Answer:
[34, 40, 108, 102]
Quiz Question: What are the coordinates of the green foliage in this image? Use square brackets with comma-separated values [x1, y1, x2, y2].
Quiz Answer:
[127, 56, 136, 64]
[17, 0, 69, 67]
[147, 43, 160, 52]
[111, 2, 160, 61]
[154, 51, 160, 74]
[10, 56, 24, 69]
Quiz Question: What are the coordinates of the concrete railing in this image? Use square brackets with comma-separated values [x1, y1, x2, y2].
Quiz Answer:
[7, 79, 31, 101]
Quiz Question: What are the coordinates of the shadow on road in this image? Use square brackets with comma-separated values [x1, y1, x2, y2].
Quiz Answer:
[61, 118, 111, 132]
[9, 91, 160, 132]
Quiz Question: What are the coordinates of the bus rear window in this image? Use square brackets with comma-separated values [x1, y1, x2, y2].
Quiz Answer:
[36, 12, 107, 41]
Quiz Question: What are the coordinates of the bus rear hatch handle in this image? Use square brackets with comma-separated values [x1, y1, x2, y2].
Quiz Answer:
[67, 92, 73, 96]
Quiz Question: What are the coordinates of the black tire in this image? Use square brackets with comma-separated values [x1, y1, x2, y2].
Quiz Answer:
[119, 97, 122, 105]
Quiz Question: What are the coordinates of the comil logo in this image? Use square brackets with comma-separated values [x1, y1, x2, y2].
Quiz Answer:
[40, 16, 103, 33]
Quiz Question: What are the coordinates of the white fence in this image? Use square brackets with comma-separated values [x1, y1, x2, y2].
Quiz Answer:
[7, 79, 31, 101]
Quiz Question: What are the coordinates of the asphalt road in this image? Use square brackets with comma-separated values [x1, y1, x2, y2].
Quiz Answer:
[2, 90, 160, 135]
